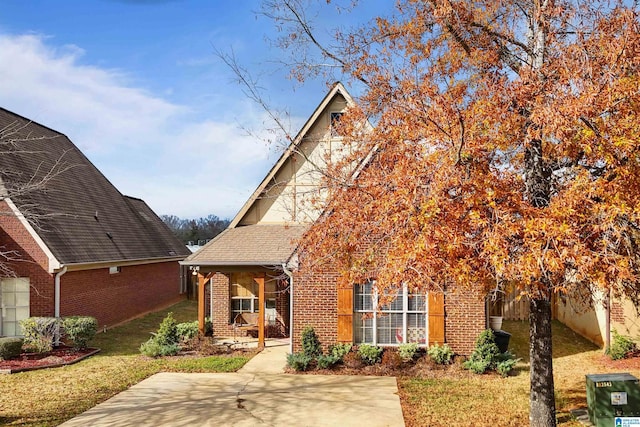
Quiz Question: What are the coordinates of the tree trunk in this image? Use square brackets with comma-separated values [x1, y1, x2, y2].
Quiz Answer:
[529, 296, 556, 427]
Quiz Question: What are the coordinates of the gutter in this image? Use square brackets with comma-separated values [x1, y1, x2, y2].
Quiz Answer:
[282, 263, 294, 354]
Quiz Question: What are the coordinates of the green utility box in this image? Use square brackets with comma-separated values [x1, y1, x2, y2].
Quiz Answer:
[586, 373, 640, 427]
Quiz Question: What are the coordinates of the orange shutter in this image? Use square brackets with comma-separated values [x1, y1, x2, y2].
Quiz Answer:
[428, 292, 445, 345]
[337, 287, 353, 343]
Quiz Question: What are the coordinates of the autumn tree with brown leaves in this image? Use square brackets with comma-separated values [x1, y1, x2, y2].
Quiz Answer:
[260, 1, 640, 425]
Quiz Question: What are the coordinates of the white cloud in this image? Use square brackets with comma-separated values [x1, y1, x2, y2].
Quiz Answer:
[0, 32, 285, 219]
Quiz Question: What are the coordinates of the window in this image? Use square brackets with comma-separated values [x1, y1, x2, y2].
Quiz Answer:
[0, 277, 30, 336]
[354, 282, 427, 346]
[230, 281, 258, 322]
[330, 112, 343, 137]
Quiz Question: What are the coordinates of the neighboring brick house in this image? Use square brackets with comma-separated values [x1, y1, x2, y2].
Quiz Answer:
[182, 83, 485, 354]
[0, 107, 191, 336]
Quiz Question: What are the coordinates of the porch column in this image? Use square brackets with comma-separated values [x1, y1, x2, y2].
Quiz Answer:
[255, 274, 265, 350]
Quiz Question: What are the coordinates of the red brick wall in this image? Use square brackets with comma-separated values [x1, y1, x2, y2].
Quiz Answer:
[1, 200, 184, 328]
[292, 267, 340, 352]
[0, 200, 55, 316]
[210, 273, 232, 336]
[59, 261, 184, 328]
[292, 263, 485, 355]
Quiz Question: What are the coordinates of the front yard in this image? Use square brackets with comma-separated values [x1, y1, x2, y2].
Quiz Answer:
[399, 320, 638, 426]
[1, 303, 637, 427]
[0, 300, 252, 427]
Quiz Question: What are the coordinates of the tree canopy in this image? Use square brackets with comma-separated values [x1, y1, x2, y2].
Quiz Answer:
[261, 1, 640, 425]
[161, 214, 229, 245]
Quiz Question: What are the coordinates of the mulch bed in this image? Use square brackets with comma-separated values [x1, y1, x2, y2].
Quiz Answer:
[0, 346, 100, 374]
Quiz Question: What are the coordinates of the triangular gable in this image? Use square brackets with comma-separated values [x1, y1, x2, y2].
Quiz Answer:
[229, 82, 357, 228]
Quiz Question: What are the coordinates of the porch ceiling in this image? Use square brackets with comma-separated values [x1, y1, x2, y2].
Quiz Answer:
[182, 224, 306, 267]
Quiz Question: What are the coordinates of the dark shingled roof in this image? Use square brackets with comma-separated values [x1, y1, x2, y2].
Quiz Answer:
[0, 107, 191, 265]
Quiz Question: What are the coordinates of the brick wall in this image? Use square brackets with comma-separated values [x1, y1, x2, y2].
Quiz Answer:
[59, 261, 184, 328]
[0, 200, 55, 316]
[1, 200, 184, 328]
[292, 267, 340, 352]
[292, 260, 485, 355]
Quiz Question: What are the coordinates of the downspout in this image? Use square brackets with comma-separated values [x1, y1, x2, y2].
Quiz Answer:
[282, 263, 294, 354]
[604, 289, 611, 354]
[54, 265, 67, 345]
[54, 266, 68, 318]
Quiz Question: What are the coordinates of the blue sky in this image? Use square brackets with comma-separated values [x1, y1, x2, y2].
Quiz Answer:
[0, 0, 386, 219]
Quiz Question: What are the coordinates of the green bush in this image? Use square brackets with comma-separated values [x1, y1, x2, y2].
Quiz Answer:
[204, 317, 213, 336]
[608, 330, 636, 360]
[463, 329, 501, 374]
[464, 329, 518, 375]
[428, 343, 454, 365]
[301, 326, 322, 358]
[358, 344, 383, 365]
[139, 337, 180, 357]
[176, 321, 199, 342]
[20, 317, 60, 353]
[155, 312, 179, 346]
[287, 352, 313, 371]
[317, 354, 340, 369]
[329, 343, 352, 361]
[398, 342, 419, 362]
[62, 316, 97, 349]
[496, 357, 519, 377]
[0, 337, 23, 360]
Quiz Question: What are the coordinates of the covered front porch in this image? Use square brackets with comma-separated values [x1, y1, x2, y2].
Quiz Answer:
[192, 266, 292, 350]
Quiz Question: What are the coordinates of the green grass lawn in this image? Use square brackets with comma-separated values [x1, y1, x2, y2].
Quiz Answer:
[398, 320, 637, 427]
[0, 300, 252, 427]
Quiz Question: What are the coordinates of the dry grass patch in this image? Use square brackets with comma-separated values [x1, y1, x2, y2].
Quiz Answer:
[0, 300, 252, 427]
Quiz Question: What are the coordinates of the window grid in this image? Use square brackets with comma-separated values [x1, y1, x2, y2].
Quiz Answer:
[354, 282, 427, 346]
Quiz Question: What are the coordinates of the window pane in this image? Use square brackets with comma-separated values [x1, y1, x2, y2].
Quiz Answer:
[381, 288, 403, 311]
[408, 294, 426, 312]
[232, 299, 242, 311]
[407, 313, 427, 344]
[241, 299, 252, 311]
[354, 315, 373, 343]
[376, 313, 403, 344]
[355, 283, 373, 311]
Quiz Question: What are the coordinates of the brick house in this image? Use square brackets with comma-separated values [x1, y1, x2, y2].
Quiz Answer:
[0, 107, 191, 336]
[182, 83, 485, 354]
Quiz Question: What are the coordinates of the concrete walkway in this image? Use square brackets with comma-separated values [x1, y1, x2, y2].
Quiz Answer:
[59, 339, 405, 427]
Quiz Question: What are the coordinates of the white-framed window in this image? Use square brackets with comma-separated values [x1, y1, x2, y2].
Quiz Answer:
[230, 282, 258, 322]
[0, 277, 30, 336]
[354, 282, 427, 346]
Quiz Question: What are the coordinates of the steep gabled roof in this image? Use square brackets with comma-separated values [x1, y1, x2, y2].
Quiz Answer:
[229, 82, 356, 228]
[0, 107, 190, 267]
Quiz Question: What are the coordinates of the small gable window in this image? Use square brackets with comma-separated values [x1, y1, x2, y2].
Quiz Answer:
[330, 112, 344, 138]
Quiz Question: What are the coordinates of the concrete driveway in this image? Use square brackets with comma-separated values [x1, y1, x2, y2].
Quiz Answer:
[59, 341, 405, 427]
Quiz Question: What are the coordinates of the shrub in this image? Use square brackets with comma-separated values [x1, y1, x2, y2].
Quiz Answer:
[381, 349, 403, 370]
[301, 326, 322, 358]
[343, 351, 364, 369]
[398, 342, 419, 362]
[358, 344, 383, 365]
[62, 316, 97, 349]
[608, 330, 636, 360]
[464, 329, 518, 376]
[287, 352, 313, 371]
[204, 317, 213, 336]
[463, 329, 501, 374]
[155, 312, 179, 346]
[329, 343, 352, 361]
[0, 337, 23, 360]
[20, 317, 60, 353]
[176, 321, 199, 343]
[317, 354, 341, 369]
[496, 357, 519, 377]
[427, 343, 454, 365]
[139, 338, 180, 357]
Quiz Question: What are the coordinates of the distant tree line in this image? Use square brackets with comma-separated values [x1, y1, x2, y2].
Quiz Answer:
[161, 214, 229, 245]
